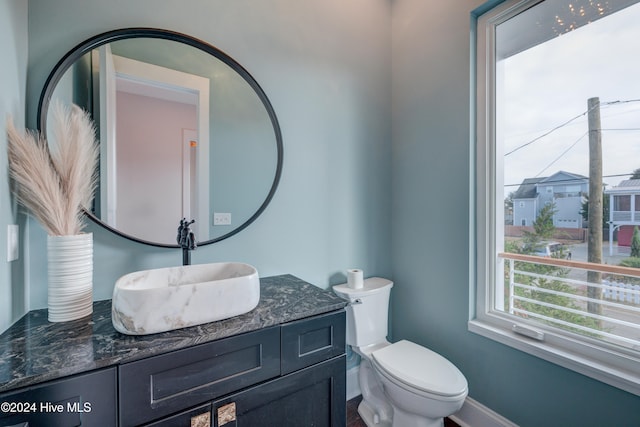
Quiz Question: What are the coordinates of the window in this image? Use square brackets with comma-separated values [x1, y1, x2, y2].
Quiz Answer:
[614, 195, 631, 211]
[472, 0, 640, 396]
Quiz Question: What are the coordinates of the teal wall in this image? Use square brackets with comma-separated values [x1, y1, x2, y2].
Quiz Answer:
[0, 0, 28, 333]
[390, 1, 640, 426]
[25, 0, 392, 309]
[2, 1, 638, 426]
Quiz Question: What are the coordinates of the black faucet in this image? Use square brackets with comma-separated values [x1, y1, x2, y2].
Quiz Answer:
[177, 218, 197, 265]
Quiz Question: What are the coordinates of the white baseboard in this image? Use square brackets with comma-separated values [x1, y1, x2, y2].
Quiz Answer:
[450, 396, 518, 427]
[347, 366, 517, 427]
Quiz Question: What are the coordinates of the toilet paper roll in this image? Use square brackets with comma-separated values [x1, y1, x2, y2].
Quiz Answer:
[347, 269, 364, 289]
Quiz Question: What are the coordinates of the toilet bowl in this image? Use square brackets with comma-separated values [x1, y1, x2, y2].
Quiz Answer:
[333, 278, 468, 427]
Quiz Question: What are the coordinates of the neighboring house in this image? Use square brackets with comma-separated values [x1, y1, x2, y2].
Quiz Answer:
[512, 171, 588, 229]
[605, 179, 640, 254]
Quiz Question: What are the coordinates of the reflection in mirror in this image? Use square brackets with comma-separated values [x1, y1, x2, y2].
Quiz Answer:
[41, 29, 282, 247]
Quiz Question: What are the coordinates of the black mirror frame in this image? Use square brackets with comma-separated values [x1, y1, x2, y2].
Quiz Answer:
[38, 28, 283, 248]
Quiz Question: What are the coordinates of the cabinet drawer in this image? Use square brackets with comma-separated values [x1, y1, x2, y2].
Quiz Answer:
[281, 310, 345, 375]
[0, 368, 117, 427]
[119, 326, 280, 426]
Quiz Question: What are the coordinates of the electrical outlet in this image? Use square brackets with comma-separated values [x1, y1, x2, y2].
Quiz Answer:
[7, 224, 18, 262]
[213, 212, 232, 226]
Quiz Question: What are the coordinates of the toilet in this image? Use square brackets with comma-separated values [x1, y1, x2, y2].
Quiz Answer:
[333, 277, 468, 427]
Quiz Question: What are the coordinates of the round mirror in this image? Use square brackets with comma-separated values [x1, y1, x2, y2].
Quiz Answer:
[38, 28, 283, 247]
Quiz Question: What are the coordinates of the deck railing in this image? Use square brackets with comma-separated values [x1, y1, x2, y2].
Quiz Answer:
[611, 210, 640, 222]
[499, 252, 640, 350]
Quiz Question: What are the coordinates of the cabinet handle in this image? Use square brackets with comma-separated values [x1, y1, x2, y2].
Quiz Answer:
[217, 402, 237, 426]
[190, 411, 211, 427]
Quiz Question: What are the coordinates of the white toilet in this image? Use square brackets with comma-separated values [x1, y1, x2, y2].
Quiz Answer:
[333, 277, 468, 427]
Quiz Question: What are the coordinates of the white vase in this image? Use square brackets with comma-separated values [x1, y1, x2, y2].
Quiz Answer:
[47, 233, 93, 322]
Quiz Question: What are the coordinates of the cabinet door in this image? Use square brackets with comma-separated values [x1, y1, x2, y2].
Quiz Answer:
[212, 355, 346, 427]
[0, 368, 117, 427]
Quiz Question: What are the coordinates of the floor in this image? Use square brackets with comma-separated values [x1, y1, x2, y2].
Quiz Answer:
[347, 395, 460, 427]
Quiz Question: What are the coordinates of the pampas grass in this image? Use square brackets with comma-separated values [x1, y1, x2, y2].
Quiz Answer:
[6, 102, 99, 236]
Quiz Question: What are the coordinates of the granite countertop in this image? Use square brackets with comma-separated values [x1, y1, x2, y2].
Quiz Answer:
[0, 274, 347, 393]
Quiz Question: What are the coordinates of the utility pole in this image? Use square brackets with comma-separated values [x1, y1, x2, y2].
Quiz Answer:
[587, 97, 602, 319]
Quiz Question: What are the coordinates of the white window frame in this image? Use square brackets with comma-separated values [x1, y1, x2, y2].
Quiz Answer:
[470, 0, 640, 396]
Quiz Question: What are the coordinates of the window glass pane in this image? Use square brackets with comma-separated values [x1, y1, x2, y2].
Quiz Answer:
[614, 195, 631, 211]
[496, 0, 640, 352]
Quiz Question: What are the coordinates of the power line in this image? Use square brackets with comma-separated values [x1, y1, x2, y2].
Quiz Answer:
[503, 173, 635, 189]
[504, 98, 640, 157]
[534, 131, 588, 178]
[602, 99, 640, 106]
[504, 109, 590, 156]
[503, 99, 640, 193]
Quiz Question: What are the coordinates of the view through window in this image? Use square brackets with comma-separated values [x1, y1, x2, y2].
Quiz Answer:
[475, 0, 640, 394]
[497, 0, 640, 351]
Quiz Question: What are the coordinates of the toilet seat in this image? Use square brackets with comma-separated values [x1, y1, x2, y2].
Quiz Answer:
[372, 340, 468, 398]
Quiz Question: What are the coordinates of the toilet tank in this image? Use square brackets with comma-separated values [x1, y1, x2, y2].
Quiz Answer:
[333, 277, 393, 347]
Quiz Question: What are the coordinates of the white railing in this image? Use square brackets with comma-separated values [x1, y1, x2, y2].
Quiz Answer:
[499, 253, 640, 350]
[612, 210, 634, 222]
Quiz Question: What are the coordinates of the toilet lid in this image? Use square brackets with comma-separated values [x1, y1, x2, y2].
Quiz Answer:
[372, 340, 468, 397]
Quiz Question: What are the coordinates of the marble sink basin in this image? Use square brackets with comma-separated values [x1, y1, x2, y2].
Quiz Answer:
[112, 262, 260, 335]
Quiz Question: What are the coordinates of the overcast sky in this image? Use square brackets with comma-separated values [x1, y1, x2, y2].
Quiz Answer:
[501, 1, 640, 198]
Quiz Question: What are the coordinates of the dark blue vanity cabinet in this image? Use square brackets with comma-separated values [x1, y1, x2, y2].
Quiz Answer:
[219, 311, 346, 427]
[143, 311, 346, 427]
[0, 276, 348, 427]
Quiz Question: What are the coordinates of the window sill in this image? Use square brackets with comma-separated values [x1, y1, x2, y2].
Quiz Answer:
[468, 318, 640, 397]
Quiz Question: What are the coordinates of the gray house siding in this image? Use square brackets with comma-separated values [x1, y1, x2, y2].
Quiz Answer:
[554, 196, 583, 228]
[512, 171, 587, 229]
[514, 198, 537, 226]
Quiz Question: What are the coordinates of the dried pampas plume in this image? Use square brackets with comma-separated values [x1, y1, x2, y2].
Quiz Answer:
[6, 102, 99, 236]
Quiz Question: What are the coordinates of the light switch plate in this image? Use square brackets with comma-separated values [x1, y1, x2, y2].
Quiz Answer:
[7, 224, 19, 262]
[213, 212, 232, 226]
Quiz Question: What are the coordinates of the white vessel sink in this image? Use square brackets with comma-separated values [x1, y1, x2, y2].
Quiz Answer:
[112, 262, 260, 335]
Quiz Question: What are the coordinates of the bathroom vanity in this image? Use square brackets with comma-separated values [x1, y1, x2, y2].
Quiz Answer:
[0, 275, 347, 427]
